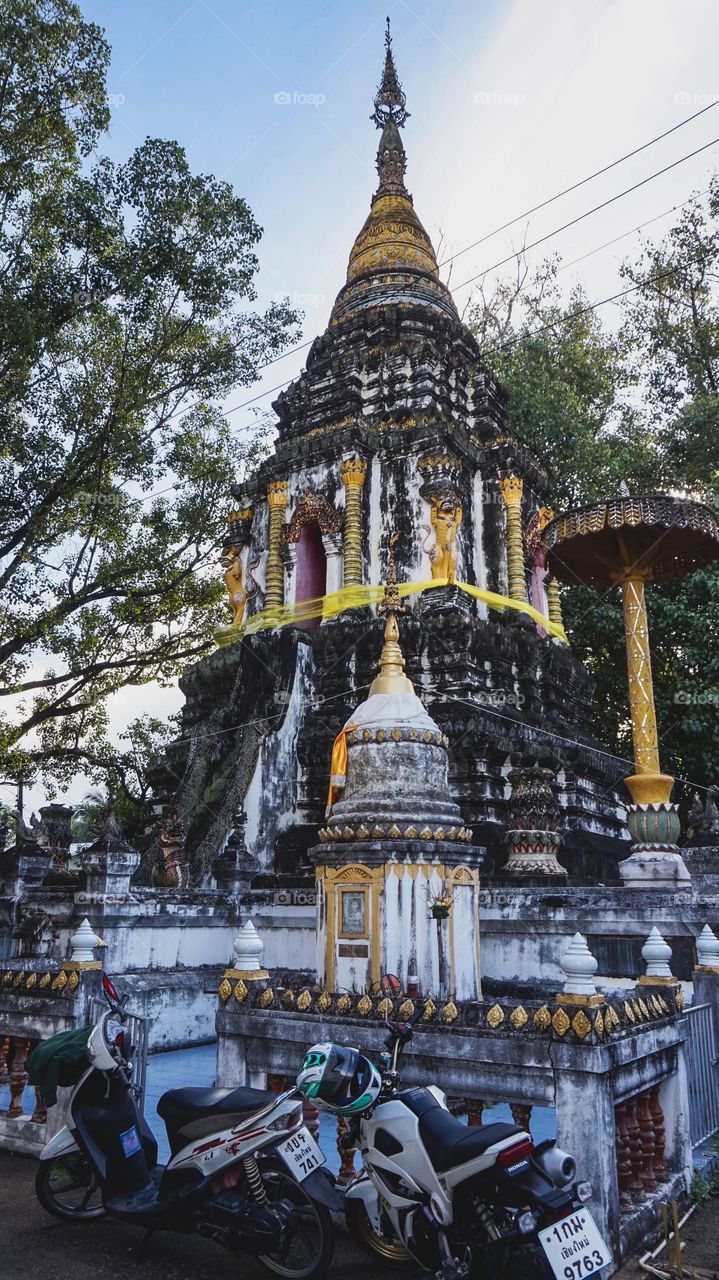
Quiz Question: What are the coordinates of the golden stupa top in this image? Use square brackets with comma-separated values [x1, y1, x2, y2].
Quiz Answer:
[330, 20, 457, 326]
[369, 555, 413, 695]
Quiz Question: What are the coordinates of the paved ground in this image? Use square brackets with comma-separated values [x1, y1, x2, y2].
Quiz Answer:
[6, 1146, 718, 1278]
[0, 1151, 376, 1280]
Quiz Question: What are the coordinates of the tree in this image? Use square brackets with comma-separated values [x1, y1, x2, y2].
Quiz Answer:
[0, 2, 300, 794]
[466, 190, 719, 798]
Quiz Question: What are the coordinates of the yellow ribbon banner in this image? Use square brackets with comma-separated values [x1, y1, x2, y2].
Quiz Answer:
[216, 579, 568, 645]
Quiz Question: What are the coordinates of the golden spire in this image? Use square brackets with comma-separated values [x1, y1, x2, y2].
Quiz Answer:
[370, 551, 414, 695]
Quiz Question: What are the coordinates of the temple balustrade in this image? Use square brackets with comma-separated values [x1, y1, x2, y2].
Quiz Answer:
[216, 978, 694, 1266]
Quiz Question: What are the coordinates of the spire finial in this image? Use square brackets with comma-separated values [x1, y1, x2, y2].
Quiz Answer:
[371, 17, 410, 129]
[371, 542, 414, 696]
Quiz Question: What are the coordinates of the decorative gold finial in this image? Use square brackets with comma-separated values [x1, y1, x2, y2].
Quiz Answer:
[371, 545, 413, 695]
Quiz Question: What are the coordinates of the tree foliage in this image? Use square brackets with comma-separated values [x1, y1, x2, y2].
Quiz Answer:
[0, 1, 300, 796]
[467, 181, 719, 798]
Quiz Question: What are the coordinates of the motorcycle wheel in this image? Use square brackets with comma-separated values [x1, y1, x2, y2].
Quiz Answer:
[255, 1159, 334, 1279]
[35, 1153, 105, 1221]
[345, 1196, 415, 1270]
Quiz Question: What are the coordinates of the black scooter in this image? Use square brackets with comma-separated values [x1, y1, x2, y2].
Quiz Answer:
[34, 973, 337, 1277]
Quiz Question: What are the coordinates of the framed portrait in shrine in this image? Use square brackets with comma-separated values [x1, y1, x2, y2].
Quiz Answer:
[339, 887, 367, 938]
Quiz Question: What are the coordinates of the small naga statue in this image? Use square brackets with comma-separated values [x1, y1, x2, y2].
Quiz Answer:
[151, 805, 189, 889]
[221, 546, 259, 627]
[424, 485, 462, 583]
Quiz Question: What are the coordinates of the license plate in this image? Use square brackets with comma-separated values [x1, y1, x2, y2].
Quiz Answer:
[538, 1208, 613, 1279]
[277, 1126, 326, 1182]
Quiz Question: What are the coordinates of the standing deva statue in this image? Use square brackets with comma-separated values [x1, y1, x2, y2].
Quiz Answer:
[424, 485, 462, 584]
[221, 546, 259, 627]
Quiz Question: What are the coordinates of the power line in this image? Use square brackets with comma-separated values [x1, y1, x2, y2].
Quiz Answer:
[449, 134, 719, 295]
[223, 145, 717, 431]
[438, 97, 719, 268]
[556, 187, 711, 275]
[479, 252, 709, 360]
[221, 247, 709, 435]
[160, 115, 718, 432]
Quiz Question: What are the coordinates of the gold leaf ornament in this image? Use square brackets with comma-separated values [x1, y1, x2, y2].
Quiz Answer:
[572, 1010, 591, 1040]
[233, 979, 248, 1003]
[297, 989, 313, 1012]
[357, 995, 373, 1017]
[552, 1008, 570, 1037]
[421, 997, 436, 1022]
[336, 994, 352, 1015]
[317, 991, 331, 1013]
[398, 999, 415, 1020]
[533, 1005, 552, 1031]
[486, 1004, 505, 1030]
[67, 971, 80, 993]
[441, 1000, 458, 1024]
[218, 977, 232, 1002]
[510, 1005, 528, 1031]
[259, 987, 274, 1008]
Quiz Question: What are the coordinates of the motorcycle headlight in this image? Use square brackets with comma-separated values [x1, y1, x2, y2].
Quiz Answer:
[576, 1181, 593, 1203]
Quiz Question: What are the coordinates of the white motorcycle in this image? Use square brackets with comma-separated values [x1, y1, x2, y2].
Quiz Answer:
[297, 975, 613, 1280]
[33, 972, 337, 1277]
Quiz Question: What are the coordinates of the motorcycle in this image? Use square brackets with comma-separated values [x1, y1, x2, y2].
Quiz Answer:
[35, 972, 337, 1278]
[297, 974, 613, 1280]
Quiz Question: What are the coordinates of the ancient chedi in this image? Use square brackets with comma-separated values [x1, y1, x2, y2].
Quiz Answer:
[315, 566, 482, 1000]
[150, 23, 630, 896]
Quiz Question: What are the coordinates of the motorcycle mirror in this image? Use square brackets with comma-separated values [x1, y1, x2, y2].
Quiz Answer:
[380, 973, 401, 998]
[102, 972, 120, 1004]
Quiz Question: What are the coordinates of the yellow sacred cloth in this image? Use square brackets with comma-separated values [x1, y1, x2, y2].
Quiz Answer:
[215, 579, 568, 647]
[326, 724, 358, 815]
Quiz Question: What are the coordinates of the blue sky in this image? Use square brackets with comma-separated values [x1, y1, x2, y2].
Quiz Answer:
[84, 0, 719, 436]
[22, 0, 719, 812]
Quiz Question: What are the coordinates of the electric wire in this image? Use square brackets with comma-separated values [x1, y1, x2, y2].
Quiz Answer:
[151, 675, 714, 799]
[449, 134, 719, 295]
[218, 246, 709, 435]
[157, 116, 719, 430]
[437, 97, 719, 267]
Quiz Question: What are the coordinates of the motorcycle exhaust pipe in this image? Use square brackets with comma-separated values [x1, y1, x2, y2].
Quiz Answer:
[535, 1144, 577, 1186]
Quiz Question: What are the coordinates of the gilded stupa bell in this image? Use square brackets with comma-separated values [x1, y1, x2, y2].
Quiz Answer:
[330, 19, 457, 327]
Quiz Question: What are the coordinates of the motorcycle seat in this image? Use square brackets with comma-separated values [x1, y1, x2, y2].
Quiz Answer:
[158, 1085, 279, 1155]
[419, 1106, 524, 1173]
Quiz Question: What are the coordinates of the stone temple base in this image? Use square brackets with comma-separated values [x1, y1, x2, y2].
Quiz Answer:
[618, 848, 691, 888]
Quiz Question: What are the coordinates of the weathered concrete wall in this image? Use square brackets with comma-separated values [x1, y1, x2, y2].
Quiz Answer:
[478, 883, 719, 985]
[120, 968, 222, 1049]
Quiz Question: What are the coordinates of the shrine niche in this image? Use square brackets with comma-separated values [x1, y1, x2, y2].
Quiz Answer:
[280, 489, 342, 544]
[281, 489, 342, 628]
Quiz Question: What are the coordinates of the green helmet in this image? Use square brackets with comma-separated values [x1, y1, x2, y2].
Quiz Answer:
[297, 1042, 382, 1115]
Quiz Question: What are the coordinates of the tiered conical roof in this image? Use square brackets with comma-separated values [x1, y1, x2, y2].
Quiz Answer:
[330, 20, 458, 327]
